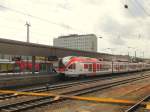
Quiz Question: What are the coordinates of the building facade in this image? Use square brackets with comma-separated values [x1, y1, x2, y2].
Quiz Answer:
[53, 34, 97, 52]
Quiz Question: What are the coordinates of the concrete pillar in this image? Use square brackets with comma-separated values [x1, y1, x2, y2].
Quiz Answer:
[32, 56, 35, 74]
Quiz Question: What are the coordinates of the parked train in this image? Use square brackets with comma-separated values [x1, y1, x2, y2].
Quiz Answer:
[0, 60, 40, 73]
[0, 59, 15, 72]
[0, 58, 56, 73]
[57, 56, 150, 77]
[15, 60, 40, 72]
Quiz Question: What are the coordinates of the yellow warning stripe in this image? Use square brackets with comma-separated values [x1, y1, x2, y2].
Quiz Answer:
[0, 90, 55, 97]
[68, 96, 138, 105]
[0, 90, 146, 105]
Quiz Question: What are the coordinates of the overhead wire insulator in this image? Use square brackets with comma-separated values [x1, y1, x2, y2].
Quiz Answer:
[124, 4, 128, 9]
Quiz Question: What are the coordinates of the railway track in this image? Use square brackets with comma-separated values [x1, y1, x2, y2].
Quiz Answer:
[0, 77, 106, 100]
[0, 72, 150, 112]
[0, 72, 142, 100]
[125, 95, 150, 112]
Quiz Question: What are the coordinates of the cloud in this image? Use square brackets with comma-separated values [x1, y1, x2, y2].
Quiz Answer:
[109, 36, 126, 46]
[99, 15, 135, 38]
[56, 0, 72, 10]
[125, 0, 146, 18]
[0, 5, 7, 11]
[0, 0, 150, 58]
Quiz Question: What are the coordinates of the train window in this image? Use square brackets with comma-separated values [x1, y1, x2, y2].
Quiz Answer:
[73, 63, 76, 69]
[101, 64, 110, 71]
[99, 64, 102, 70]
[97, 64, 100, 71]
[84, 64, 88, 69]
[68, 64, 73, 69]
[120, 65, 123, 69]
[89, 64, 92, 71]
[58, 59, 65, 68]
[68, 63, 76, 69]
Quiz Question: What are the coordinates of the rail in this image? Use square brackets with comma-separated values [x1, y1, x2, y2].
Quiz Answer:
[125, 95, 150, 112]
[0, 73, 149, 112]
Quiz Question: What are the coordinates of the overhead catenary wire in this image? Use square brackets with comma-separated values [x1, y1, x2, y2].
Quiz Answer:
[0, 23, 53, 37]
[124, 0, 145, 33]
[125, 0, 144, 18]
[0, 4, 83, 33]
[0, 4, 81, 41]
[133, 0, 150, 16]
[121, 0, 147, 57]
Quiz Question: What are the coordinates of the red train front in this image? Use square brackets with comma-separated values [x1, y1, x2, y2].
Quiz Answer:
[57, 56, 112, 77]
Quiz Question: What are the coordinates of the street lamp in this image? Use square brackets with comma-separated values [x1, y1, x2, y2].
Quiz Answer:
[104, 48, 115, 61]
[98, 37, 103, 39]
[106, 48, 115, 72]
[127, 47, 133, 62]
[142, 51, 144, 59]
[128, 46, 144, 62]
[98, 36, 103, 52]
[107, 48, 114, 55]
[128, 46, 136, 58]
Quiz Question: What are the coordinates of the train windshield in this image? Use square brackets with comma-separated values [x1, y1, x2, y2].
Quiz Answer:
[58, 59, 65, 68]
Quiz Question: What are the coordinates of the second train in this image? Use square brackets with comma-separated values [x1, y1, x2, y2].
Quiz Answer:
[57, 56, 150, 77]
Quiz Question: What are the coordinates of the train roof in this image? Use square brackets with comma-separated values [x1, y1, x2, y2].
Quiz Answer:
[62, 56, 99, 65]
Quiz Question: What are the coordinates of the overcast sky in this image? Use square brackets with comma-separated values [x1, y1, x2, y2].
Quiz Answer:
[0, 0, 150, 58]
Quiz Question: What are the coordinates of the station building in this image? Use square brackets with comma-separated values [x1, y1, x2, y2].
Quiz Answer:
[53, 34, 97, 52]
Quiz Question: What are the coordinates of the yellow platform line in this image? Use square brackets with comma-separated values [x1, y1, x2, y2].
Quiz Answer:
[0, 90, 146, 106]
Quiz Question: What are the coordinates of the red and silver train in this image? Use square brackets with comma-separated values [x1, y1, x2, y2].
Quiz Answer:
[57, 56, 150, 77]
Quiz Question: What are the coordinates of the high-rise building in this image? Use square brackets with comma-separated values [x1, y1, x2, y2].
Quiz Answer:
[53, 34, 97, 52]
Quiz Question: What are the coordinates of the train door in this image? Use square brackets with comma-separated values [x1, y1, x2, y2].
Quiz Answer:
[67, 63, 76, 74]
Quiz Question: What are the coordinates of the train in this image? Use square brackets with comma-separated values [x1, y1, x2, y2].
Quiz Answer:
[0, 59, 15, 73]
[57, 56, 150, 77]
[0, 57, 57, 73]
[0, 60, 40, 73]
[15, 60, 40, 72]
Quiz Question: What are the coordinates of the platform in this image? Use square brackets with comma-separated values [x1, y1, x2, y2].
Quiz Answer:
[0, 73, 58, 89]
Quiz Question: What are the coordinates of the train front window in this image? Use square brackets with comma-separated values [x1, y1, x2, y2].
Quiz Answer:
[68, 63, 75, 69]
[58, 59, 65, 68]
